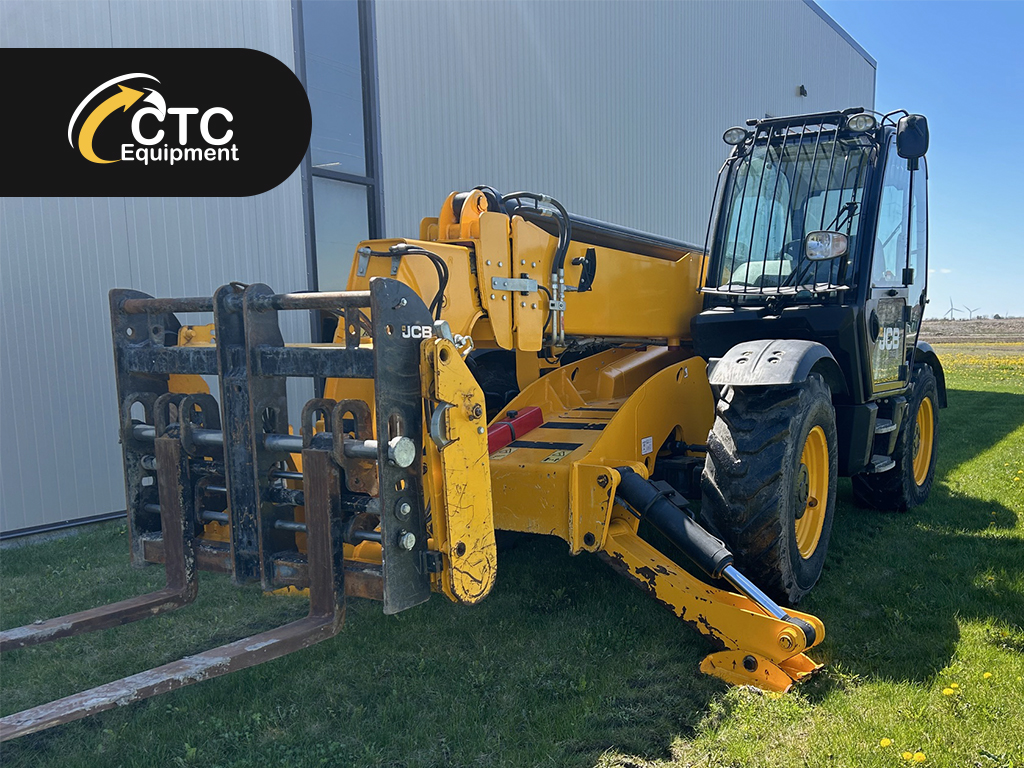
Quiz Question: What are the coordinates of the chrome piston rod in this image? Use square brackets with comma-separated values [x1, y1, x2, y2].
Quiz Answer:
[720, 565, 789, 621]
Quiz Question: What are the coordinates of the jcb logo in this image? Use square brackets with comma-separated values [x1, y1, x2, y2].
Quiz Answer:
[401, 325, 433, 339]
[880, 326, 903, 351]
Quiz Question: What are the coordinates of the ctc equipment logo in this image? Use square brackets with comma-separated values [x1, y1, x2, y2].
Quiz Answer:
[68, 72, 238, 166]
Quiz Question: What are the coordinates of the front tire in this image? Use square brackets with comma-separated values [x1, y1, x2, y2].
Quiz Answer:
[852, 364, 939, 511]
[701, 374, 838, 604]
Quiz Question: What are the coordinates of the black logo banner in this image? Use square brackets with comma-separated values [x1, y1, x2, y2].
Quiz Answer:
[2, 48, 312, 197]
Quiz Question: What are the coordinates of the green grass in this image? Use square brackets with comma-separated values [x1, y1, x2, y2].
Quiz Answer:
[2, 346, 1023, 767]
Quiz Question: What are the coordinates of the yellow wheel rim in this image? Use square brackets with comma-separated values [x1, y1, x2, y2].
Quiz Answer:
[795, 425, 829, 559]
[912, 396, 935, 486]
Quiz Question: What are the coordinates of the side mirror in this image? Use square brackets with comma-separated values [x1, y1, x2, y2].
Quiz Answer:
[897, 114, 929, 169]
[804, 231, 848, 261]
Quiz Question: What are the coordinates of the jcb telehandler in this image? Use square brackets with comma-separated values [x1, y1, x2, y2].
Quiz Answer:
[1, 107, 944, 740]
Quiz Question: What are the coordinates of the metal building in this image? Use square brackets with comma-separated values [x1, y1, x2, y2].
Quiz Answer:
[0, 0, 874, 536]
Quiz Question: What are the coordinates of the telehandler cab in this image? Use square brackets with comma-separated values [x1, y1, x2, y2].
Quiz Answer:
[1, 107, 943, 740]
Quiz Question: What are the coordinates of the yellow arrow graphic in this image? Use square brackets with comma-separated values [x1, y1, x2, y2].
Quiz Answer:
[77, 85, 145, 164]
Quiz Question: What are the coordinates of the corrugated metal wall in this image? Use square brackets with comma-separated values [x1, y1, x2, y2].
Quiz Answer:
[0, 0, 873, 534]
[374, 0, 875, 243]
[0, 1, 310, 533]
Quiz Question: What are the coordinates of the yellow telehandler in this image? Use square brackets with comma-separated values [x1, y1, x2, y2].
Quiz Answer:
[0, 108, 944, 740]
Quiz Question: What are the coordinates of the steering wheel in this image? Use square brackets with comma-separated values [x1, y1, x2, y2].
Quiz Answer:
[782, 238, 803, 259]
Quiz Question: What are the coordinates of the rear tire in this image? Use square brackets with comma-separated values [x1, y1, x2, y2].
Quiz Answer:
[852, 364, 938, 511]
[701, 374, 838, 604]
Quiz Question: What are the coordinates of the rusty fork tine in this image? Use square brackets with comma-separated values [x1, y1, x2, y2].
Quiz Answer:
[0, 438, 197, 653]
[0, 449, 345, 742]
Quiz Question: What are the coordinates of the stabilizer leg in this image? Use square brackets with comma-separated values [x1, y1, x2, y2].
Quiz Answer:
[600, 519, 823, 692]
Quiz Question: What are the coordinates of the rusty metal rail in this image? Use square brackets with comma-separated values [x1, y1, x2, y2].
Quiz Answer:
[118, 289, 373, 316]
[0, 449, 346, 742]
[0, 438, 197, 653]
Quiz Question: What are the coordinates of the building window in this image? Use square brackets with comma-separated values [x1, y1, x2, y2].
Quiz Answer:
[295, 0, 383, 312]
[311, 176, 369, 290]
[304, 0, 365, 176]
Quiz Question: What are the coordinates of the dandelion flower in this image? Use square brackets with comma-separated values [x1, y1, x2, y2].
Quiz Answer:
[880, 738, 892, 747]
[914, 752, 926, 763]
[983, 672, 992, 679]
[942, 688, 954, 695]
[950, 683, 959, 689]
[902, 752, 913, 761]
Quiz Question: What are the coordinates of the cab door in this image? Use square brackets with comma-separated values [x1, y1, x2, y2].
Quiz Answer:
[865, 135, 923, 396]
[903, 158, 928, 352]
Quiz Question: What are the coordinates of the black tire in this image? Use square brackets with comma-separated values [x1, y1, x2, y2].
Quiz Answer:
[700, 374, 838, 604]
[852, 364, 939, 512]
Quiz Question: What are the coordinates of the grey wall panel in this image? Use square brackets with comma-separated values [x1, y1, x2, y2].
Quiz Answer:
[1, 1, 107, 46]
[1, 197, 134, 532]
[0, 0, 873, 533]
[0, 1, 309, 533]
[374, 0, 875, 245]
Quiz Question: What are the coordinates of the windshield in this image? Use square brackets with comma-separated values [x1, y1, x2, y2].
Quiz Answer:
[708, 131, 873, 294]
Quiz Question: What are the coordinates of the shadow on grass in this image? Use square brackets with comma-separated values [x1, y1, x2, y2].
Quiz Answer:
[2, 387, 1020, 767]
[938, 388, 1024, 462]
[1, 533, 725, 768]
[801, 388, 1024, 690]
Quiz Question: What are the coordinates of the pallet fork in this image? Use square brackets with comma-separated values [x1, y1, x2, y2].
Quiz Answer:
[1, 280, 433, 741]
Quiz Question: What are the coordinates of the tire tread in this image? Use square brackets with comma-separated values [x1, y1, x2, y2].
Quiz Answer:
[701, 375, 837, 604]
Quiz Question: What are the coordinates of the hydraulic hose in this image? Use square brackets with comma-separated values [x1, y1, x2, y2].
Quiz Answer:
[501, 191, 572, 346]
[614, 467, 817, 646]
[371, 244, 449, 320]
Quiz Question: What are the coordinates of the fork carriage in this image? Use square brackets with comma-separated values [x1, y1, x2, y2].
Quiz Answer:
[1, 279, 471, 740]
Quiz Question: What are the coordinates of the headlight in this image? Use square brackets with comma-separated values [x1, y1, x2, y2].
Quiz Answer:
[846, 113, 877, 133]
[723, 127, 749, 145]
[804, 231, 849, 261]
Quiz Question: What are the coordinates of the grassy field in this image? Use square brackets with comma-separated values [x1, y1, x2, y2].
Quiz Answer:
[2, 345, 1022, 767]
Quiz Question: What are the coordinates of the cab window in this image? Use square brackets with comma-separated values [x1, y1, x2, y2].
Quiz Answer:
[906, 160, 928, 332]
[871, 137, 910, 288]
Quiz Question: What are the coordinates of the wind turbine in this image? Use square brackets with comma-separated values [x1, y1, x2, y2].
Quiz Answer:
[963, 306, 981, 320]
[944, 298, 962, 320]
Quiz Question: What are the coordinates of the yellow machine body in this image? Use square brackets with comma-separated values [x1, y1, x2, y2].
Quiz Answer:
[151, 191, 823, 692]
[347, 190, 704, 356]
[15, 111, 947, 736]
[301, 192, 820, 690]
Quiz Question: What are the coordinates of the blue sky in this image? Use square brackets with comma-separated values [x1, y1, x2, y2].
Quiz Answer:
[818, 0, 1024, 319]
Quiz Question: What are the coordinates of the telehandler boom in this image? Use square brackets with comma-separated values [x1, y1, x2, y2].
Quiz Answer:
[1, 108, 943, 740]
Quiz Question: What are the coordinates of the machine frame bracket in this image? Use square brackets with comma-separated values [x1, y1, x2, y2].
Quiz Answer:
[491, 276, 538, 293]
